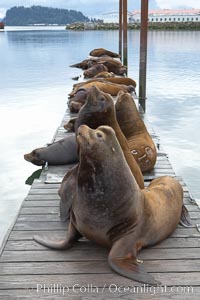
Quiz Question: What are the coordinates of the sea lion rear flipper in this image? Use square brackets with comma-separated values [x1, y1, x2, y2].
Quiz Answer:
[108, 237, 160, 285]
[33, 221, 81, 250]
[179, 205, 193, 227]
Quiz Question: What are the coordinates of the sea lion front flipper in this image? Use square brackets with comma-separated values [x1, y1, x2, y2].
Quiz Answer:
[179, 205, 193, 227]
[108, 237, 160, 285]
[33, 221, 81, 250]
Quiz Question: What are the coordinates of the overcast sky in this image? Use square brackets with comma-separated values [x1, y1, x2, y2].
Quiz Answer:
[0, 0, 200, 19]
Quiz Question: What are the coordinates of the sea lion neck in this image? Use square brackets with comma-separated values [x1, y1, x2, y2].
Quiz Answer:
[116, 94, 147, 136]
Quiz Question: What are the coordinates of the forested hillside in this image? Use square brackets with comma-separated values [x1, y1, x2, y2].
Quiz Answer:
[3, 6, 89, 26]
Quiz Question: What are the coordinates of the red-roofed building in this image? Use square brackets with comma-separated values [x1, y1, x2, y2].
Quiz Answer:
[129, 9, 200, 23]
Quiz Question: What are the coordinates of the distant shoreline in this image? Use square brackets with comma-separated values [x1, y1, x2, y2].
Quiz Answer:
[66, 22, 200, 31]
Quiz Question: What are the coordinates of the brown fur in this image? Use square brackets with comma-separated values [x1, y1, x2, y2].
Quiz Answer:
[69, 81, 134, 98]
[115, 91, 157, 172]
[83, 64, 108, 78]
[34, 125, 190, 286]
[74, 86, 144, 189]
[90, 48, 120, 58]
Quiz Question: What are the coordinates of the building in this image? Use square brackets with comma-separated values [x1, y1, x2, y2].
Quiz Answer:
[129, 9, 200, 23]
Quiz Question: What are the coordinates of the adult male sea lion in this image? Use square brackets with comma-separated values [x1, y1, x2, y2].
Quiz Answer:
[115, 91, 157, 172]
[24, 135, 78, 166]
[34, 125, 191, 285]
[89, 48, 120, 58]
[74, 86, 144, 189]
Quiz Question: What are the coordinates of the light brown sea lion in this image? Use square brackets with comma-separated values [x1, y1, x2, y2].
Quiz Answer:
[104, 77, 137, 87]
[72, 77, 136, 91]
[115, 91, 157, 172]
[69, 81, 135, 98]
[83, 63, 108, 78]
[34, 125, 191, 285]
[94, 71, 115, 78]
[90, 48, 120, 58]
[24, 135, 78, 166]
[74, 86, 144, 189]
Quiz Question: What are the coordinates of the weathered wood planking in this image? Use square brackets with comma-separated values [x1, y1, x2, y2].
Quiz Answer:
[0, 103, 200, 300]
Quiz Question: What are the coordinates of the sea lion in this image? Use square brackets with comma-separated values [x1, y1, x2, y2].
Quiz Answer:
[90, 48, 120, 58]
[61, 86, 144, 219]
[68, 89, 89, 113]
[94, 71, 115, 78]
[58, 165, 78, 221]
[34, 125, 191, 285]
[24, 135, 78, 166]
[70, 59, 95, 69]
[64, 117, 77, 132]
[74, 86, 144, 189]
[69, 81, 135, 98]
[83, 64, 108, 78]
[115, 91, 157, 172]
[72, 77, 136, 92]
[97, 59, 127, 75]
[104, 77, 137, 87]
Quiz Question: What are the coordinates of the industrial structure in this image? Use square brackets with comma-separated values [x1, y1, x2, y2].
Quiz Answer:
[129, 9, 200, 23]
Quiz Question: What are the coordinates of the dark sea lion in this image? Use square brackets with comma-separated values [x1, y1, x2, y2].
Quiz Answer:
[97, 59, 127, 75]
[115, 91, 157, 172]
[68, 89, 89, 113]
[74, 86, 144, 189]
[83, 64, 108, 78]
[24, 135, 78, 166]
[58, 165, 78, 221]
[64, 117, 77, 132]
[70, 59, 96, 69]
[69, 81, 135, 98]
[70, 56, 115, 70]
[34, 125, 191, 285]
[90, 48, 120, 58]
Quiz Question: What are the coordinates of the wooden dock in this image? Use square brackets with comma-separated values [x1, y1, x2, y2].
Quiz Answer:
[0, 106, 200, 300]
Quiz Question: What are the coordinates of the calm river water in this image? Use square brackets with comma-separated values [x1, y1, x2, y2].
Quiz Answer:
[0, 27, 199, 247]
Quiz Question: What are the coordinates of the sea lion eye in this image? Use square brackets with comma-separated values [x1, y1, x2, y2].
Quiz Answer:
[100, 96, 105, 102]
[96, 132, 103, 138]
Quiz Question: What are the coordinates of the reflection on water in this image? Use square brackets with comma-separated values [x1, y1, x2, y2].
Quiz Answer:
[0, 28, 199, 247]
[25, 169, 42, 185]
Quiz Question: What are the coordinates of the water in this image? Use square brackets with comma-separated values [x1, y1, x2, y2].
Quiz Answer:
[0, 27, 199, 247]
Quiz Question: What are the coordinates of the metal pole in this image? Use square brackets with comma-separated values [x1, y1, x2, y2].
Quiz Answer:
[139, 0, 149, 112]
[119, 0, 123, 58]
[122, 0, 128, 68]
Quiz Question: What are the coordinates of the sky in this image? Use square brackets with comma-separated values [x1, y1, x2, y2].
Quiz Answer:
[0, 0, 200, 19]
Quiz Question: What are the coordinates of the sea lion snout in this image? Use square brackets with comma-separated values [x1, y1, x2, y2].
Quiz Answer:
[77, 125, 107, 149]
[77, 125, 91, 145]
[24, 151, 45, 166]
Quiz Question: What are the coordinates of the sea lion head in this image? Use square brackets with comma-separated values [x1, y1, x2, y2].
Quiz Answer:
[75, 86, 115, 131]
[77, 125, 119, 161]
[24, 149, 46, 166]
[116, 90, 132, 103]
